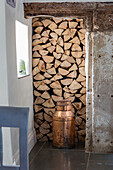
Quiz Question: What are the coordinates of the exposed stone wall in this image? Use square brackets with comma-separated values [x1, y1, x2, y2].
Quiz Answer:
[32, 17, 86, 143]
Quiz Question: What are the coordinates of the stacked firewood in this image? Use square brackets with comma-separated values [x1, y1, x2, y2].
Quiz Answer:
[32, 17, 86, 143]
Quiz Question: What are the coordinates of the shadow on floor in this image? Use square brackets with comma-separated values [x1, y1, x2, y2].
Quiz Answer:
[29, 142, 113, 170]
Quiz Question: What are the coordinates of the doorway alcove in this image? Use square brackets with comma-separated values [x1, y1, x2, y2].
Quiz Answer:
[24, 2, 113, 153]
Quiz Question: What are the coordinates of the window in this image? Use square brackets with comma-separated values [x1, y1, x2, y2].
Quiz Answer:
[15, 20, 29, 78]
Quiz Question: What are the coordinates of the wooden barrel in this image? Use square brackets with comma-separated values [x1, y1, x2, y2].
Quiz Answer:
[52, 100, 75, 148]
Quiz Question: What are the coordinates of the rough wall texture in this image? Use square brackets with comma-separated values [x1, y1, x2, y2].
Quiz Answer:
[32, 17, 86, 143]
[92, 32, 113, 152]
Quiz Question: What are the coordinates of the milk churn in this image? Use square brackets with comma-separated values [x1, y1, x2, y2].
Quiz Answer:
[52, 100, 75, 148]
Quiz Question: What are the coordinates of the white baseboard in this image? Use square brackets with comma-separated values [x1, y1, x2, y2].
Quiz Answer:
[13, 129, 36, 164]
[28, 128, 37, 153]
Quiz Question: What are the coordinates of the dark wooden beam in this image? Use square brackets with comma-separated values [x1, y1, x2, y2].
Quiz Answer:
[24, 2, 113, 31]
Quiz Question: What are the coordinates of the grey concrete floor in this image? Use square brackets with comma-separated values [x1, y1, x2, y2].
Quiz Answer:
[29, 142, 113, 170]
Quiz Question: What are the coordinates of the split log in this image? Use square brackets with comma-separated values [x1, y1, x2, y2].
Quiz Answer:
[58, 68, 69, 76]
[71, 52, 83, 58]
[32, 34, 41, 40]
[66, 96, 75, 102]
[32, 21, 42, 27]
[70, 89, 78, 93]
[42, 55, 54, 63]
[34, 90, 41, 97]
[40, 37, 49, 43]
[59, 21, 67, 29]
[78, 32, 85, 40]
[44, 108, 55, 116]
[34, 105, 43, 112]
[32, 39, 41, 46]
[80, 114, 86, 120]
[65, 50, 70, 55]
[67, 71, 77, 78]
[79, 60, 85, 67]
[47, 67, 56, 75]
[32, 17, 39, 23]
[49, 22, 57, 31]
[32, 59, 40, 67]
[69, 37, 80, 44]
[69, 80, 82, 90]
[43, 79, 51, 84]
[56, 45, 64, 53]
[67, 57, 75, 63]
[63, 86, 70, 93]
[73, 102, 82, 110]
[34, 97, 45, 104]
[75, 117, 82, 126]
[51, 73, 63, 81]
[61, 54, 69, 61]
[44, 113, 52, 122]
[32, 67, 40, 76]
[42, 43, 51, 49]
[37, 82, 50, 91]
[39, 50, 48, 56]
[35, 112, 43, 120]
[76, 74, 85, 82]
[79, 94, 86, 105]
[52, 95, 63, 102]
[50, 32, 58, 41]
[54, 29, 64, 36]
[77, 107, 86, 115]
[63, 35, 71, 42]
[34, 73, 45, 80]
[44, 72, 52, 78]
[41, 30, 50, 37]
[41, 91, 50, 99]
[42, 19, 52, 27]
[69, 64, 78, 72]
[53, 17, 62, 24]
[61, 79, 72, 86]
[64, 43, 72, 50]
[33, 81, 41, 88]
[34, 122, 39, 129]
[36, 133, 43, 140]
[55, 59, 61, 68]
[71, 44, 81, 51]
[47, 133, 53, 140]
[46, 63, 53, 69]
[69, 21, 78, 28]
[64, 92, 73, 99]
[53, 89, 62, 97]
[39, 127, 50, 134]
[41, 121, 50, 129]
[39, 136, 48, 142]
[62, 29, 76, 38]
[75, 94, 82, 98]
[50, 81, 61, 89]
[43, 98, 55, 108]
[47, 46, 55, 53]
[33, 45, 43, 51]
[79, 121, 86, 130]
[80, 87, 86, 94]
[50, 39, 57, 46]
[33, 51, 41, 58]
[57, 37, 63, 47]
[53, 52, 61, 59]
[60, 60, 71, 68]
[78, 130, 86, 136]
[38, 60, 46, 72]
[79, 67, 85, 76]
[34, 27, 43, 33]
[76, 59, 82, 65]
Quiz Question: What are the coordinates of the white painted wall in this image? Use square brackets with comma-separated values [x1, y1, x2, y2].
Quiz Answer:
[5, 0, 36, 158]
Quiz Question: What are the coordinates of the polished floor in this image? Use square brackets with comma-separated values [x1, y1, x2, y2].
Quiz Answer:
[29, 142, 113, 170]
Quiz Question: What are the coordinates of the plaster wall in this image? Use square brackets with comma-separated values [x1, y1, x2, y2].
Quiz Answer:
[5, 0, 36, 161]
[92, 31, 113, 152]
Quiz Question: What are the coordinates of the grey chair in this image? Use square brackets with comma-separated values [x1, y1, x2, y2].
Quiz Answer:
[0, 107, 29, 170]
